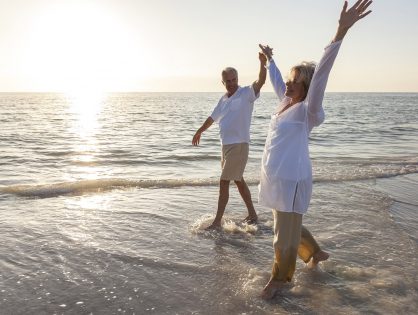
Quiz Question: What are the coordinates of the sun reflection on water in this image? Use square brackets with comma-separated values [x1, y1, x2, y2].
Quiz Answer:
[66, 194, 112, 212]
[67, 91, 106, 138]
[65, 91, 111, 182]
[62, 194, 113, 246]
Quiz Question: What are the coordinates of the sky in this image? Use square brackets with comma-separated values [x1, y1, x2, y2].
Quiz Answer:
[0, 0, 417, 93]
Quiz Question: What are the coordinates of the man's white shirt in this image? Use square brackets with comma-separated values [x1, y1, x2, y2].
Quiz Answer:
[210, 86, 259, 145]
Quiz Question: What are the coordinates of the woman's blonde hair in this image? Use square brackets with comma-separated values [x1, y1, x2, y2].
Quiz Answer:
[290, 61, 316, 100]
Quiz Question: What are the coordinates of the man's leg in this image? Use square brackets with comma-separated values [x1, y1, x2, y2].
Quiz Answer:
[234, 177, 258, 223]
[206, 179, 230, 229]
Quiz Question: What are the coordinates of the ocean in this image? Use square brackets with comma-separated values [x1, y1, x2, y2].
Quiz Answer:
[0, 92, 417, 314]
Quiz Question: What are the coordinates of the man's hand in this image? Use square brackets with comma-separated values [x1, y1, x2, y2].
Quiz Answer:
[259, 52, 267, 65]
[192, 117, 214, 146]
[192, 132, 201, 146]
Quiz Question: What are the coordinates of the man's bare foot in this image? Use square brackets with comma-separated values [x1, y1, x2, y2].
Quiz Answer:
[308, 250, 329, 268]
[205, 222, 222, 230]
[243, 215, 258, 224]
[261, 278, 283, 300]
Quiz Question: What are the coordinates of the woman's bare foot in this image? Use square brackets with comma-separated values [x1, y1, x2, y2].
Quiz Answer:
[261, 278, 283, 300]
[243, 215, 258, 224]
[308, 250, 329, 268]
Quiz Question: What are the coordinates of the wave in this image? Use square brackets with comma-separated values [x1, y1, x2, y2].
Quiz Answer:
[1, 165, 418, 199]
[0, 178, 221, 198]
[36, 155, 220, 166]
[314, 162, 418, 182]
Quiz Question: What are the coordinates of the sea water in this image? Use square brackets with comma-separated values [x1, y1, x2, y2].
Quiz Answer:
[0, 92, 417, 314]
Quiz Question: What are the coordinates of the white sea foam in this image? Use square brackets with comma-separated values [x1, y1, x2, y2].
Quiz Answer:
[2, 162, 418, 198]
[240, 268, 269, 296]
[190, 215, 258, 236]
[0, 178, 219, 198]
[189, 214, 215, 232]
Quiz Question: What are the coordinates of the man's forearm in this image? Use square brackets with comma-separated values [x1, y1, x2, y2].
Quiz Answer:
[258, 62, 267, 87]
[197, 117, 214, 134]
[253, 62, 267, 95]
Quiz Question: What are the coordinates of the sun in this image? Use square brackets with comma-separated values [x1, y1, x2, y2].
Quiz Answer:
[21, 1, 148, 93]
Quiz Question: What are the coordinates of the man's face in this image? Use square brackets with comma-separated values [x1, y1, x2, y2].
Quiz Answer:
[222, 71, 238, 96]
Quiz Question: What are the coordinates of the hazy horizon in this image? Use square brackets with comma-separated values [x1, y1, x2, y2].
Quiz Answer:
[1, 90, 417, 94]
[1, 0, 417, 94]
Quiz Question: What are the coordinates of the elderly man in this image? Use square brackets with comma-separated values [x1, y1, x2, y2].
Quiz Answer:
[192, 51, 267, 229]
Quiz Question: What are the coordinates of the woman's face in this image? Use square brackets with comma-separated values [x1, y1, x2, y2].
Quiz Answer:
[285, 70, 305, 103]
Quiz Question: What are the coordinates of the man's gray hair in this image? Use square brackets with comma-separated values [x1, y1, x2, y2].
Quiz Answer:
[222, 67, 238, 78]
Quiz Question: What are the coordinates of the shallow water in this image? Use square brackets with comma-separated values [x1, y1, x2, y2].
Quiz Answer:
[1, 92, 417, 314]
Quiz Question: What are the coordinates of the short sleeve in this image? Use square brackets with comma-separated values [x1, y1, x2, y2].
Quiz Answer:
[210, 97, 224, 123]
[246, 85, 259, 103]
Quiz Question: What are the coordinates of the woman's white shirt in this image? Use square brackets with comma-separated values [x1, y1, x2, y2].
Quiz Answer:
[258, 40, 342, 214]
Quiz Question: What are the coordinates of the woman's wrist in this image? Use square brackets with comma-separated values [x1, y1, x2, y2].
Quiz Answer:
[334, 26, 348, 42]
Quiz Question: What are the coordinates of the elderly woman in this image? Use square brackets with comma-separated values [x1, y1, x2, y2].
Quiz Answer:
[258, 0, 372, 299]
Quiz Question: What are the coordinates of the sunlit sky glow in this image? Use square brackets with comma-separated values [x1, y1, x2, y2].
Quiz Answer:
[0, 0, 417, 93]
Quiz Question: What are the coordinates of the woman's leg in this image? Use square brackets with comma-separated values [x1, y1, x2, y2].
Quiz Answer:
[262, 210, 302, 299]
[298, 225, 329, 267]
[272, 211, 302, 281]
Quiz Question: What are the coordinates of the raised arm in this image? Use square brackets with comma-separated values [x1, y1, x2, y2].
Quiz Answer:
[252, 52, 267, 96]
[307, 0, 372, 115]
[192, 117, 214, 146]
[259, 44, 286, 100]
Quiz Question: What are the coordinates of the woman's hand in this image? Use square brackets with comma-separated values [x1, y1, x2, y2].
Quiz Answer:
[339, 0, 372, 29]
[334, 0, 372, 42]
[259, 44, 274, 61]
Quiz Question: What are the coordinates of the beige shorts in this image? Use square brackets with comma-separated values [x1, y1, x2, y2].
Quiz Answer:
[220, 143, 249, 181]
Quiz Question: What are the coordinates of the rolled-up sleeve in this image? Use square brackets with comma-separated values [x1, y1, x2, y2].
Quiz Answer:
[268, 59, 286, 101]
[306, 40, 342, 129]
